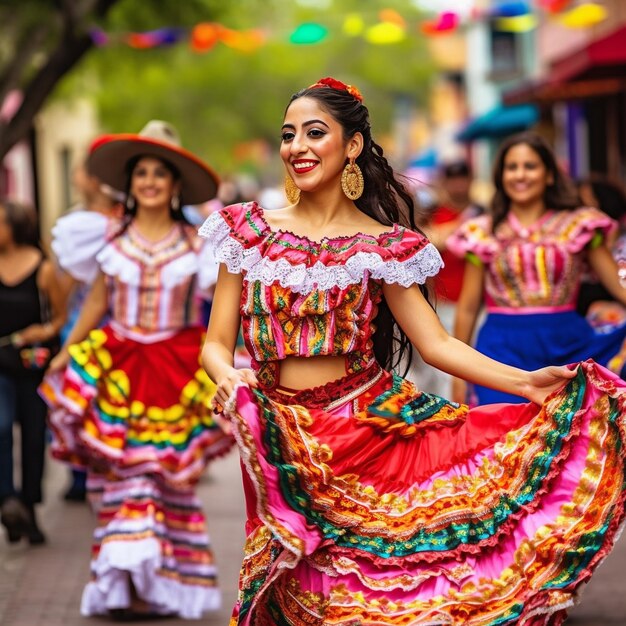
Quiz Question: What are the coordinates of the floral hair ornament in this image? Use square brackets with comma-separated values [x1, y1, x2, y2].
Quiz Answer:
[308, 77, 363, 102]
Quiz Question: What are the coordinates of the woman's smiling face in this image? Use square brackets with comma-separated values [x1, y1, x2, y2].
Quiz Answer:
[280, 96, 351, 195]
[501, 143, 553, 209]
[130, 156, 179, 212]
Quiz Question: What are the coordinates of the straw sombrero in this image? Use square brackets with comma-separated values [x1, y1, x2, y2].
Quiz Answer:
[87, 120, 219, 204]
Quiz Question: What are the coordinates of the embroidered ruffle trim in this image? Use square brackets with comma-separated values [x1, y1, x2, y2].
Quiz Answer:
[447, 208, 617, 263]
[199, 210, 443, 293]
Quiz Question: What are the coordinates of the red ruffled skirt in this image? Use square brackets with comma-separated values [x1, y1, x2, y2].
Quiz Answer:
[226, 360, 626, 625]
[40, 325, 233, 618]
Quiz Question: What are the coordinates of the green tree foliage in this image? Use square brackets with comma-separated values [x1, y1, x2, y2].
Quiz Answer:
[59, 0, 435, 174]
[0, 0, 242, 160]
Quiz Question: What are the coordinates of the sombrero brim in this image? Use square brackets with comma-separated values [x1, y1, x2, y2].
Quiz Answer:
[87, 134, 220, 204]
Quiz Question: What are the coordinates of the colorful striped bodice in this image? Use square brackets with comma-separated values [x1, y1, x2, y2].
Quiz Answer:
[97, 222, 215, 335]
[447, 207, 616, 311]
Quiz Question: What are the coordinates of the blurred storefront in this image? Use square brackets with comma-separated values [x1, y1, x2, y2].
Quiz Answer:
[503, 6, 626, 181]
[454, 0, 626, 184]
[1, 94, 99, 244]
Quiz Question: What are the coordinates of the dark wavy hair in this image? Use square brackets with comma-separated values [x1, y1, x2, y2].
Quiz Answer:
[578, 173, 626, 221]
[114, 155, 192, 237]
[0, 197, 39, 247]
[491, 131, 580, 231]
[287, 83, 432, 373]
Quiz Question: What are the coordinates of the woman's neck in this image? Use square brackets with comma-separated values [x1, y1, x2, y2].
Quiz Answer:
[509, 201, 547, 226]
[131, 209, 175, 241]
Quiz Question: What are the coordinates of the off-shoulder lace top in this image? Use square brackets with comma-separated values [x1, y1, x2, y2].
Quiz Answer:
[199, 202, 442, 376]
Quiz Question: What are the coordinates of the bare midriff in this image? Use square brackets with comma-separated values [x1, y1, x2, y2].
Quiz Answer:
[277, 355, 350, 390]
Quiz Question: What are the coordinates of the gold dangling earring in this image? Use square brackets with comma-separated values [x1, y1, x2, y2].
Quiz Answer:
[284, 175, 300, 204]
[341, 161, 364, 200]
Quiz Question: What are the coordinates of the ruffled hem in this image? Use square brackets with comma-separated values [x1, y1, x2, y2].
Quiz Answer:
[446, 208, 617, 263]
[226, 360, 626, 625]
[82, 540, 221, 619]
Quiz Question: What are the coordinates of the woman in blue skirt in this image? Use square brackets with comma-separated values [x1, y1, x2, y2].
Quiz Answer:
[449, 131, 626, 404]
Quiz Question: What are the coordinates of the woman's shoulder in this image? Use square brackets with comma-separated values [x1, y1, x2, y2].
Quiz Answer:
[199, 201, 269, 246]
[550, 206, 617, 250]
[446, 214, 497, 262]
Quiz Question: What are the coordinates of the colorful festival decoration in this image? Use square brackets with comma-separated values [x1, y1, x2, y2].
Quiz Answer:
[421, 12, 460, 35]
[87, 2, 606, 52]
[342, 13, 365, 37]
[492, 1, 532, 18]
[289, 22, 328, 44]
[495, 14, 538, 32]
[365, 21, 406, 44]
[538, 0, 572, 13]
[558, 3, 608, 28]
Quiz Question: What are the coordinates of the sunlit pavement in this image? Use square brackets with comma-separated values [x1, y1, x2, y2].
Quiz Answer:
[0, 447, 625, 625]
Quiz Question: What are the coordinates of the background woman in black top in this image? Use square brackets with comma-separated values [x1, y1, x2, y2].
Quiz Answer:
[0, 198, 65, 544]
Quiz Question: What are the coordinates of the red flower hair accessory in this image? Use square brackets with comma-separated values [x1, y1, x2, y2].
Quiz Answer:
[308, 77, 363, 102]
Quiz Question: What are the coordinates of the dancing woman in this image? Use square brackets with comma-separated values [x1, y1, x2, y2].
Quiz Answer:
[42, 121, 233, 620]
[199, 79, 626, 625]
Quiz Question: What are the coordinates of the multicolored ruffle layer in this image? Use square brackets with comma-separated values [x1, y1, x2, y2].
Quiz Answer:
[226, 360, 626, 625]
[81, 474, 220, 619]
[41, 325, 234, 488]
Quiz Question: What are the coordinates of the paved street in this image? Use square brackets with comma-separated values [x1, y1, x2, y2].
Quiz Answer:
[1, 448, 626, 625]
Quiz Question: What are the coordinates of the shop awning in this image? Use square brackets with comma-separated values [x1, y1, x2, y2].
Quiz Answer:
[504, 25, 626, 105]
[456, 104, 539, 142]
[550, 24, 626, 83]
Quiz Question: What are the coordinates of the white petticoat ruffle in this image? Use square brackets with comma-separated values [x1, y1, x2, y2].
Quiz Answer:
[81, 536, 221, 619]
[198, 210, 443, 294]
[51, 210, 110, 283]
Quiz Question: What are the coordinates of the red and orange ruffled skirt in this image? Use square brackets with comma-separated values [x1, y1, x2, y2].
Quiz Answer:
[226, 360, 626, 625]
[40, 325, 234, 618]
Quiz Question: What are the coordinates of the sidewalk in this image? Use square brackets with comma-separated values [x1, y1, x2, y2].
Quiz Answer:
[1, 447, 626, 625]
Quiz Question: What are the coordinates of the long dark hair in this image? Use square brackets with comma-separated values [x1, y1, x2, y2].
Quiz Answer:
[491, 131, 580, 231]
[288, 83, 432, 373]
[0, 197, 40, 248]
[114, 155, 192, 238]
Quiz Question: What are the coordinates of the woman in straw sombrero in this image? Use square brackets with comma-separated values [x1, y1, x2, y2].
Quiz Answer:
[41, 121, 233, 620]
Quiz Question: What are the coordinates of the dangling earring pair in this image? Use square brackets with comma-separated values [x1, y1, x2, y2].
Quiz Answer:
[284, 161, 364, 203]
[125, 194, 181, 211]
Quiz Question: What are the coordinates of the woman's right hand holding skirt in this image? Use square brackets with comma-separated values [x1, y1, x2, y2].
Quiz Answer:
[213, 366, 258, 413]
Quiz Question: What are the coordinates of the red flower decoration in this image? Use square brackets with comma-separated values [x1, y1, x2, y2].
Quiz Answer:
[308, 77, 363, 102]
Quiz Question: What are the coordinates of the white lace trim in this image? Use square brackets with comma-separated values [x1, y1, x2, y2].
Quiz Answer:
[198, 211, 443, 293]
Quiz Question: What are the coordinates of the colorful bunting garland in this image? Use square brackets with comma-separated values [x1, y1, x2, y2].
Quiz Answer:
[88, 2, 607, 52]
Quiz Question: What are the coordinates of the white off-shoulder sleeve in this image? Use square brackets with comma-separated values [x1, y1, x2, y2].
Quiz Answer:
[51, 210, 110, 283]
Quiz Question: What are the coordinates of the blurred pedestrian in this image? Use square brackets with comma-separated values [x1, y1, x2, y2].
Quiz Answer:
[41, 121, 233, 620]
[52, 160, 123, 502]
[0, 198, 65, 545]
[406, 159, 484, 396]
[449, 131, 626, 405]
[200, 78, 626, 625]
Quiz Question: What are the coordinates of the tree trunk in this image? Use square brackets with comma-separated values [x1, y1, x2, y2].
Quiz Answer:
[0, 0, 120, 160]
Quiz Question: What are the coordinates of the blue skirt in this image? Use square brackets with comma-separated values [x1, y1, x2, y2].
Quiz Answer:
[474, 310, 626, 404]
